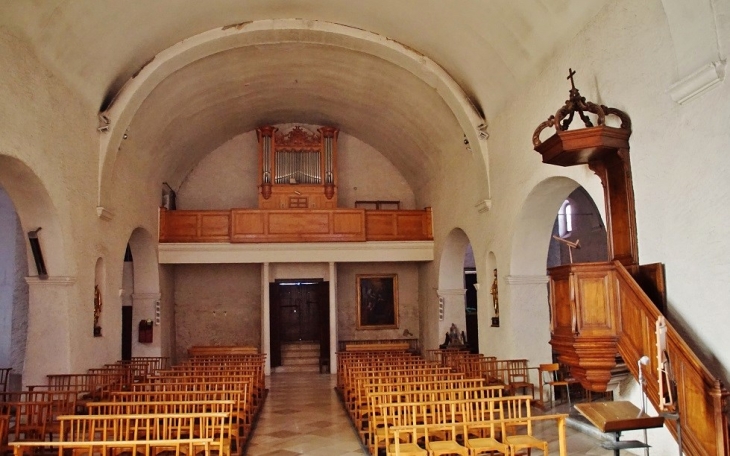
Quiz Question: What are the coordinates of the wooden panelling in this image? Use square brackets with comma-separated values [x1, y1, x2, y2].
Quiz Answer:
[230, 209, 366, 243]
[549, 259, 730, 455]
[160, 207, 433, 243]
[365, 208, 433, 241]
[159, 210, 230, 242]
[612, 262, 729, 456]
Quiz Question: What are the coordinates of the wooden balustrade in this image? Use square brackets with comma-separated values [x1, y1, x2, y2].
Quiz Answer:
[159, 207, 433, 243]
[549, 260, 730, 456]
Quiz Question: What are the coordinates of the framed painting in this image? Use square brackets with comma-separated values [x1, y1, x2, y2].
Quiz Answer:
[357, 274, 398, 329]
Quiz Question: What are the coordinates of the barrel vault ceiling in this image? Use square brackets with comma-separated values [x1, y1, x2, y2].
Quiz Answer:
[1, 0, 610, 197]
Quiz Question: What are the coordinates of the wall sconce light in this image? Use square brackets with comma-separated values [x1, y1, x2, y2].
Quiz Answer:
[155, 301, 161, 326]
[27, 228, 48, 279]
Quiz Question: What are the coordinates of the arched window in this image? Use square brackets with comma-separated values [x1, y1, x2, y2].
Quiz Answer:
[558, 199, 573, 237]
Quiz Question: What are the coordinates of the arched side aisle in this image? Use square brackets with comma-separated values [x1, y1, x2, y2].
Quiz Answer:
[498, 177, 586, 366]
[0, 155, 74, 386]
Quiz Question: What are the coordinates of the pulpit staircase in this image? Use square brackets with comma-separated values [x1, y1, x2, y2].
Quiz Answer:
[534, 70, 730, 455]
[549, 260, 730, 455]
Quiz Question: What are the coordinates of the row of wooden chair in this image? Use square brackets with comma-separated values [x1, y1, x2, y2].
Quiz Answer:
[1, 354, 261, 456]
[379, 395, 568, 456]
[337, 350, 569, 455]
[11, 411, 228, 456]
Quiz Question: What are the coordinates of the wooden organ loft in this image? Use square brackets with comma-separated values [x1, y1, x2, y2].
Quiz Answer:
[159, 124, 432, 243]
[534, 70, 729, 455]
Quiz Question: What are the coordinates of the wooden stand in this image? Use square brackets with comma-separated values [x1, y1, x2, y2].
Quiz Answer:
[575, 401, 664, 455]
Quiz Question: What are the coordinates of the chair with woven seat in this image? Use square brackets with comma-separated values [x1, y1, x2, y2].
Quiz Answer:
[426, 423, 469, 456]
[382, 402, 427, 456]
[502, 396, 548, 456]
[464, 398, 510, 456]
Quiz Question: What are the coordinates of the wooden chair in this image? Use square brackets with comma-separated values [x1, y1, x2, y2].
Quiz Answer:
[539, 363, 574, 408]
[502, 396, 548, 456]
[381, 403, 427, 456]
[506, 360, 534, 398]
[390, 425, 427, 456]
[6, 400, 51, 442]
[425, 423, 469, 456]
[464, 396, 510, 456]
[0, 369, 10, 393]
[0, 413, 9, 455]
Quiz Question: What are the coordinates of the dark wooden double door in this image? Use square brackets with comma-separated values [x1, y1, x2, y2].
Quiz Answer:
[270, 281, 329, 368]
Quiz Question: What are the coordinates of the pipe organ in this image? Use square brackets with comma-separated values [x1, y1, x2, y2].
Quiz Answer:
[257, 125, 339, 209]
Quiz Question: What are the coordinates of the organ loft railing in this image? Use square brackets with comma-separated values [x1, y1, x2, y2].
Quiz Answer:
[533, 69, 729, 456]
[257, 125, 339, 209]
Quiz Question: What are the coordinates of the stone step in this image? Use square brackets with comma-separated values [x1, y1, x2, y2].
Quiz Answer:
[282, 356, 320, 366]
[281, 342, 320, 352]
[281, 348, 319, 357]
[273, 365, 321, 374]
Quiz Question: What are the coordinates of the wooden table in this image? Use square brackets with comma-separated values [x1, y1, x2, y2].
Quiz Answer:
[575, 401, 664, 455]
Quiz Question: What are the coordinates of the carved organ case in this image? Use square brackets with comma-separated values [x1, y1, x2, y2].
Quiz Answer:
[257, 125, 339, 209]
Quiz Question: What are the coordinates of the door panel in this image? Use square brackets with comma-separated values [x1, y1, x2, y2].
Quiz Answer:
[270, 281, 330, 368]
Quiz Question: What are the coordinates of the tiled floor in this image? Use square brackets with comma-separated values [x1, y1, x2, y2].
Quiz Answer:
[245, 372, 617, 456]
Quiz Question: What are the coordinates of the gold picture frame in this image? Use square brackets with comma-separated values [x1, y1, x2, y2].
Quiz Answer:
[357, 274, 398, 329]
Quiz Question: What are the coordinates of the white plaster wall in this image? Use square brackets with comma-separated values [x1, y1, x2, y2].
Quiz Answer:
[455, 1, 730, 453]
[337, 134, 416, 209]
[176, 131, 259, 210]
[158, 264, 176, 362]
[337, 262, 420, 341]
[270, 263, 329, 281]
[0, 29, 131, 383]
[0, 186, 22, 368]
[173, 264, 262, 361]
[176, 128, 416, 209]
[10, 206, 28, 375]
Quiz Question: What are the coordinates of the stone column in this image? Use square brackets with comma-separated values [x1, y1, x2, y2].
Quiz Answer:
[328, 262, 337, 373]
[261, 263, 271, 375]
[23, 276, 75, 387]
[504, 275, 551, 365]
[131, 292, 161, 357]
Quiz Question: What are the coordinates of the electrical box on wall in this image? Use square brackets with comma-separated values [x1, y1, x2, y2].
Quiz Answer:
[138, 320, 153, 343]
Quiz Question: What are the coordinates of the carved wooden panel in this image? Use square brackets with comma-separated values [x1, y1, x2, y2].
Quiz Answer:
[575, 273, 614, 335]
[230, 209, 365, 243]
[159, 210, 230, 242]
[160, 208, 433, 243]
[365, 209, 433, 241]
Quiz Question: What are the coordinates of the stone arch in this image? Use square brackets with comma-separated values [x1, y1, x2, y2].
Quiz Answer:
[437, 228, 472, 346]
[126, 227, 162, 357]
[127, 228, 159, 295]
[0, 155, 69, 276]
[0, 155, 73, 385]
[0, 183, 28, 378]
[499, 176, 586, 365]
[97, 19, 489, 212]
[510, 177, 582, 277]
